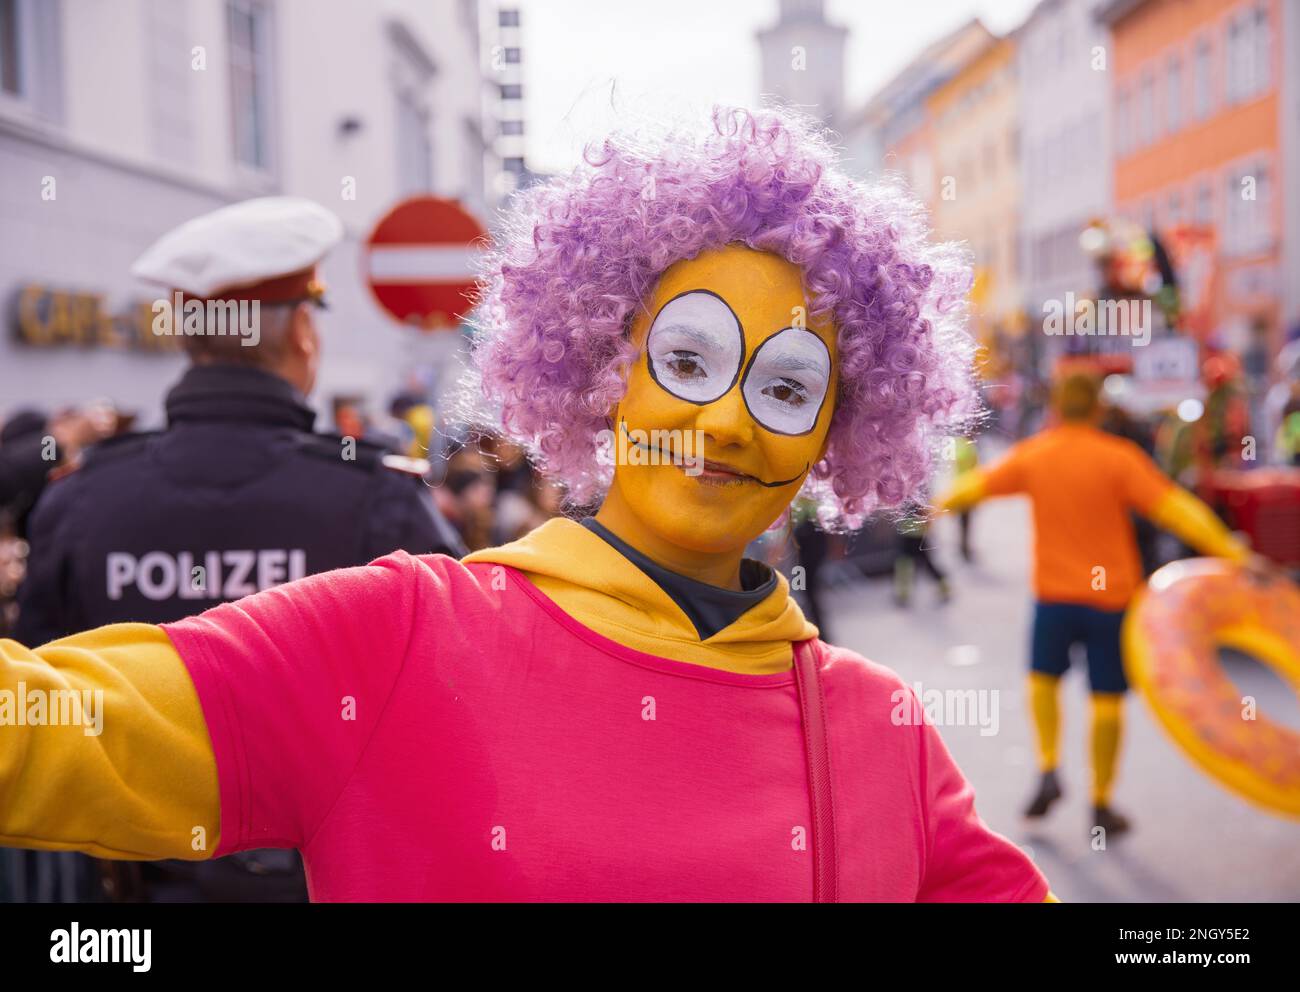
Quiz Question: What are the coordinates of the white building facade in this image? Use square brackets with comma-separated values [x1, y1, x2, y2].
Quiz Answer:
[1017, 0, 1114, 372]
[0, 0, 495, 427]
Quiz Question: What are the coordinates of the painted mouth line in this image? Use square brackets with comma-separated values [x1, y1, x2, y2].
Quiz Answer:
[617, 420, 806, 488]
[733, 465, 807, 489]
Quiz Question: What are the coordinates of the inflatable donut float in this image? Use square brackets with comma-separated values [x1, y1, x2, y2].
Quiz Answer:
[1123, 558, 1300, 817]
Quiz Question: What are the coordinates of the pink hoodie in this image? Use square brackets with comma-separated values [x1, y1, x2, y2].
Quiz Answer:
[164, 551, 1047, 902]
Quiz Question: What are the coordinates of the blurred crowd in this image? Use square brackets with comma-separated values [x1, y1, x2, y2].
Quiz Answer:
[6, 335, 1300, 642]
[0, 404, 118, 634]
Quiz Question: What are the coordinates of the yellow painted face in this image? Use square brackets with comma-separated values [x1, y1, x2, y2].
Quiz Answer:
[610, 244, 838, 553]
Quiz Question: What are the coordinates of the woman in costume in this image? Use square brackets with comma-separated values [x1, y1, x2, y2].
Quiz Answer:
[0, 108, 1052, 902]
[937, 373, 1259, 837]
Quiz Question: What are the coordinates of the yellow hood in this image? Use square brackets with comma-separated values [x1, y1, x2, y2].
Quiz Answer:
[464, 517, 817, 674]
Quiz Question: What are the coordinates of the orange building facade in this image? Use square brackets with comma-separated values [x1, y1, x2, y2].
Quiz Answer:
[1109, 0, 1284, 364]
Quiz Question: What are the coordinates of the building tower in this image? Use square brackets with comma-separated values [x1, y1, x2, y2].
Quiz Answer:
[756, 0, 849, 127]
[482, 4, 533, 206]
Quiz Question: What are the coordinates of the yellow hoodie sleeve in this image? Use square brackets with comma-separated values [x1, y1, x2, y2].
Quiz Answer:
[1145, 486, 1253, 563]
[0, 623, 219, 861]
[935, 467, 989, 514]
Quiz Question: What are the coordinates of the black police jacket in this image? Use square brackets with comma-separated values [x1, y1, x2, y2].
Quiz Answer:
[15, 364, 464, 645]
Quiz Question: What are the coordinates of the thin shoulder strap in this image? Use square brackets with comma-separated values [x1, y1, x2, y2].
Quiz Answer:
[792, 639, 838, 903]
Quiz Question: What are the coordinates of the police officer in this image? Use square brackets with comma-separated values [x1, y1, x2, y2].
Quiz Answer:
[13, 196, 464, 902]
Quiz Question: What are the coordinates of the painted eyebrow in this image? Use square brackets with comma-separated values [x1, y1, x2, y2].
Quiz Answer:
[757, 351, 830, 375]
[651, 321, 733, 348]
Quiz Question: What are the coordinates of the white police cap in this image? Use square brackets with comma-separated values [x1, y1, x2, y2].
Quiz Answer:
[131, 196, 344, 298]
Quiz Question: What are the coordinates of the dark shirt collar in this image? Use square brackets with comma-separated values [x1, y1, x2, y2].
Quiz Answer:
[165, 364, 315, 431]
[581, 518, 777, 641]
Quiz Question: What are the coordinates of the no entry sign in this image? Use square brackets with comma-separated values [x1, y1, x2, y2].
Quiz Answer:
[363, 196, 486, 330]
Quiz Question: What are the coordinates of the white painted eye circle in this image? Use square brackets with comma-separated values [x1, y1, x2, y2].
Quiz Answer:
[741, 327, 832, 436]
[646, 290, 744, 405]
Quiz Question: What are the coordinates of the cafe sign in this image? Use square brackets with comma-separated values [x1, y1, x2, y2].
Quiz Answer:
[10, 283, 180, 351]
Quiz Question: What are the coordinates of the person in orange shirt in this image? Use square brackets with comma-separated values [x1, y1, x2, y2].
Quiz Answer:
[937, 373, 1255, 836]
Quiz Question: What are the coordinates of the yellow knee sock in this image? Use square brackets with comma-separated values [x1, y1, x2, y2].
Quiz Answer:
[1027, 673, 1061, 772]
[1090, 693, 1124, 807]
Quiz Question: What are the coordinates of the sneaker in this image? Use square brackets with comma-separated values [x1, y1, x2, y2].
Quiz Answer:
[1024, 769, 1063, 818]
[1092, 804, 1131, 837]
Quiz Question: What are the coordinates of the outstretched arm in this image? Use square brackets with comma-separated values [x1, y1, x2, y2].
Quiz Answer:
[1116, 441, 1252, 563]
[935, 466, 991, 514]
[0, 624, 220, 860]
[4, 552, 416, 867]
[1144, 486, 1252, 563]
[935, 440, 1030, 514]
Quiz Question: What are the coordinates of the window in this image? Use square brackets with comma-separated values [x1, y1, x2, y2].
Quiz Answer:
[1116, 85, 1131, 155]
[1226, 16, 1242, 102]
[0, 0, 62, 119]
[1253, 1, 1271, 94]
[396, 89, 432, 194]
[1165, 54, 1182, 133]
[227, 0, 273, 171]
[1193, 36, 1213, 119]
[1138, 69, 1155, 146]
[503, 156, 526, 174]
[1224, 161, 1272, 255]
[1227, 3, 1270, 104]
[0, 0, 20, 95]
[1224, 170, 1245, 252]
[499, 118, 524, 136]
[503, 46, 521, 64]
[1252, 162, 1272, 252]
[391, 26, 436, 196]
[500, 82, 522, 100]
[1195, 180, 1213, 225]
[1227, 13, 1249, 102]
[499, 9, 520, 27]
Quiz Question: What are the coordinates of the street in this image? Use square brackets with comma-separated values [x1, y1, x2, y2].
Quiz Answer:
[822, 493, 1300, 902]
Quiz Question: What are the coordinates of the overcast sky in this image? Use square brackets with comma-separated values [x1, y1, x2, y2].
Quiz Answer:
[510, 0, 1042, 173]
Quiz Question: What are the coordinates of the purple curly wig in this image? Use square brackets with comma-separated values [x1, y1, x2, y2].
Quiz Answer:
[467, 106, 978, 530]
